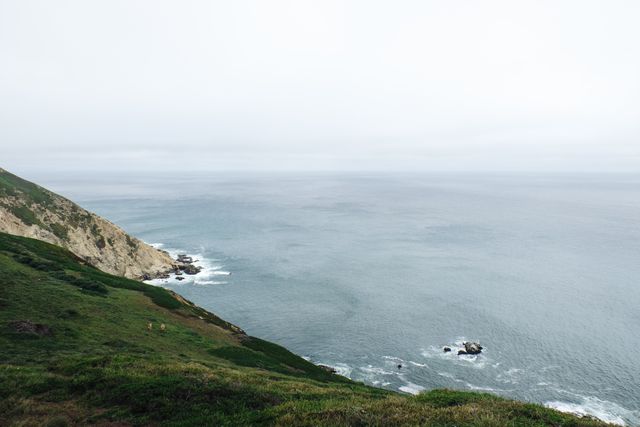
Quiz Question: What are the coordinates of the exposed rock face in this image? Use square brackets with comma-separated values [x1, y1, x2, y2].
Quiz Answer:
[0, 168, 175, 280]
[180, 263, 202, 275]
[317, 364, 337, 374]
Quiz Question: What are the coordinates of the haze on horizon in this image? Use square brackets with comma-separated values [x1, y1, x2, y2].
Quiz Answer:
[1, 0, 639, 174]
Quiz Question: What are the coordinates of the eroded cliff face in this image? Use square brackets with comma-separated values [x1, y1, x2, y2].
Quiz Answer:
[0, 168, 175, 279]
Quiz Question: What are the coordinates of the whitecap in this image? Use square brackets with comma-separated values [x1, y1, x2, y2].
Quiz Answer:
[496, 368, 524, 384]
[359, 365, 395, 376]
[193, 280, 227, 286]
[464, 383, 497, 392]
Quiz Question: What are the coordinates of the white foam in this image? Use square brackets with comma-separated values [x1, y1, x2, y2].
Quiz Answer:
[382, 355, 404, 362]
[144, 244, 230, 287]
[359, 365, 395, 376]
[437, 372, 502, 393]
[545, 397, 634, 426]
[464, 383, 497, 392]
[193, 280, 227, 286]
[399, 382, 425, 395]
[437, 371, 457, 380]
[496, 368, 523, 384]
[421, 344, 489, 369]
[332, 363, 353, 378]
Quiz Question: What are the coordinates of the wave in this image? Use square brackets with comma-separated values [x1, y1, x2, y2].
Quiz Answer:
[545, 396, 637, 426]
[332, 363, 353, 378]
[408, 361, 428, 368]
[399, 382, 425, 395]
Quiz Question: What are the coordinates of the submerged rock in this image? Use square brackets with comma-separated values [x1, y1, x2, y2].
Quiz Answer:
[443, 346, 451, 352]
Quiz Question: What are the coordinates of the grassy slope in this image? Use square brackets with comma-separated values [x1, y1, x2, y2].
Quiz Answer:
[0, 233, 610, 426]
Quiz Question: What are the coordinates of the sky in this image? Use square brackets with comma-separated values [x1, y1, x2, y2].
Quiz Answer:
[1, 0, 639, 174]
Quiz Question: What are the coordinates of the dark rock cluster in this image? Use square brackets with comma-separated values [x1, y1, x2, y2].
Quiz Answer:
[457, 341, 483, 355]
[442, 342, 483, 355]
[141, 253, 203, 281]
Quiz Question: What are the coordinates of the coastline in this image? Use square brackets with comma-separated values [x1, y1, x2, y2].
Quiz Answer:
[139, 243, 635, 427]
[144, 243, 231, 286]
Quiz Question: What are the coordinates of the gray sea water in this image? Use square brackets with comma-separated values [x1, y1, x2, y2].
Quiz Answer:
[38, 172, 640, 425]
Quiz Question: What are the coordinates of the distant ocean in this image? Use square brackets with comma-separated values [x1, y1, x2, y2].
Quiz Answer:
[38, 172, 640, 426]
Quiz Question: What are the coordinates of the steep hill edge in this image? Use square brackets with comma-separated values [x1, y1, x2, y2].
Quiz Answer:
[0, 167, 175, 279]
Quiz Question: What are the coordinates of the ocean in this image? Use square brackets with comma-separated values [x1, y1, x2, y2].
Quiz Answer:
[37, 172, 640, 426]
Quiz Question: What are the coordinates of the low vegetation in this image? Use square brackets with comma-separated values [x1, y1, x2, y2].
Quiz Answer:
[0, 232, 611, 426]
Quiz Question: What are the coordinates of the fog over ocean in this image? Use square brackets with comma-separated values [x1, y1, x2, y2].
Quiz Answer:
[39, 172, 640, 426]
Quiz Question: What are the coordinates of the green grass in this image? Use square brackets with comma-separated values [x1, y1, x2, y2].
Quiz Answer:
[0, 170, 53, 205]
[0, 232, 612, 426]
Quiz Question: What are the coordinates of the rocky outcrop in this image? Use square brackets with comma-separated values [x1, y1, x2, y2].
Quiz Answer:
[0, 168, 175, 280]
[317, 364, 337, 374]
[457, 342, 483, 355]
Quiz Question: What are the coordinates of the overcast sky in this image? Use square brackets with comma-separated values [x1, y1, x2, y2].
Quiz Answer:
[1, 0, 639, 174]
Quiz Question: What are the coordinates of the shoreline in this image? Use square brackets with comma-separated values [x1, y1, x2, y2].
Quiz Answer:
[143, 243, 231, 286]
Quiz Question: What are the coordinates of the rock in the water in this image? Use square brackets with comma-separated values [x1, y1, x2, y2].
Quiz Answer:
[177, 254, 194, 264]
[443, 346, 451, 352]
[142, 273, 151, 281]
[8, 320, 52, 336]
[459, 341, 483, 355]
[180, 264, 202, 275]
[176, 276, 185, 281]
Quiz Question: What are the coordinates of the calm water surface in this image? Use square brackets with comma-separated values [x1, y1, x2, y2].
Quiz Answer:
[37, 172, 640, 425]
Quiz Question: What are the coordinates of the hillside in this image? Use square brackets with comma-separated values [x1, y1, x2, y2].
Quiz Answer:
[0, 232, 611, 426]
[0, 168, 175, 279]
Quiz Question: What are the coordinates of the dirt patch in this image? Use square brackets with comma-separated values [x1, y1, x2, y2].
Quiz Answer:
[8, 320, 53, 336]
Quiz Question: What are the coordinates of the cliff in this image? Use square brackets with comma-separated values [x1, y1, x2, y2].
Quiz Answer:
[0, 167, 175, 279]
